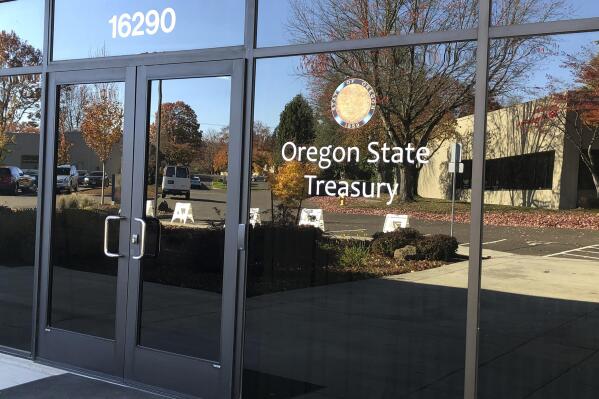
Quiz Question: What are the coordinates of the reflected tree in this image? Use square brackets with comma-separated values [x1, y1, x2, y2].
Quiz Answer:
[0, 32, 42, 161]
[274, 95, 315, 164]
[80, 85, 124, 204]
[547, 49, 599, 198]
[252, 121, 276, 176]
[290, 0, 564, 201]
[150, 101, 202, 166]
[212, 127, 229, 174]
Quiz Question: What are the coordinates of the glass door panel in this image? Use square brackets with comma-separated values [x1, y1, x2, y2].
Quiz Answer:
[37, 67, 136, 377]
[49, 81, 125, 339]
[138, 76, 231, 361]
[124, 61, 244, 399]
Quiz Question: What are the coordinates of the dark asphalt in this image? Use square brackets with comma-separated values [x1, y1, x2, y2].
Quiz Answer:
[324, 212, 599, 258]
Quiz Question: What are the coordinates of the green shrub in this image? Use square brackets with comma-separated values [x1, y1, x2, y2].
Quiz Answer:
[415, 234, 458, 261]
[158, 200, 172, 213]
[0, 207, 37, 266]
[339, 242, 369, 269]
[57, 194, 96, 210]
[370, 228, 423, 257]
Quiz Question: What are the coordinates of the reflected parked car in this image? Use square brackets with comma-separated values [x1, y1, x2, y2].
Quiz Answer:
[21, 169, 39, 191]
[84, 171, 110, 188]
[161, 165, 191, 199]
[190, 175, 202, 189]
[77, 170, 88, 186]
[0, 166, 36, 195]
[56, 165, 79, 193]
[251, 175, 267, 182]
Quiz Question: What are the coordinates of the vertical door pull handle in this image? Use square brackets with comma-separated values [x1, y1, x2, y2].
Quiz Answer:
[237, 224, 247, 251]
[133, 218, 147, 260]
[104, 215, 125, 258]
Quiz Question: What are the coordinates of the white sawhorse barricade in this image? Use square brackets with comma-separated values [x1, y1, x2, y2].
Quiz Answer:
[146, 200, 155, 217]
[298, 208, 325, 231]
[249, 208, 261, 226]
[171, 202, 195, 224]
[383, 214, 410, 233]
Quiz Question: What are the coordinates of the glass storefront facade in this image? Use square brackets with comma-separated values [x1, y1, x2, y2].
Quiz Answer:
[0, 1, 598, 398]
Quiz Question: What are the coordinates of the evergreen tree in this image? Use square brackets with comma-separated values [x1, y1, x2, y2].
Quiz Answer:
[275, 95, 315, 163]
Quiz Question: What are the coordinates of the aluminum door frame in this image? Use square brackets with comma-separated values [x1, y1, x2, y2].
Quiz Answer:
[37, 67, 137, 377]
[124, 59, 245, 399]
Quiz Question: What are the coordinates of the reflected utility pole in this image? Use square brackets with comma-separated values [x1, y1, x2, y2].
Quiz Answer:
[153, 80, 162, 212]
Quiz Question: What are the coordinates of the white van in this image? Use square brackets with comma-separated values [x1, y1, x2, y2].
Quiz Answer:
[161, 165, 191, 199]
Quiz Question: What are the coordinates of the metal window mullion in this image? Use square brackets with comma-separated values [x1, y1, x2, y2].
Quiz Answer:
[43, 0, 52, 68]
[490, 17, 599, 39]
[0, 66, 43, 77]
[464, 0, 491, 398]
[233, 1, 258, 397]
[29, 70, 47, 360]
[254, 28, 478, 58]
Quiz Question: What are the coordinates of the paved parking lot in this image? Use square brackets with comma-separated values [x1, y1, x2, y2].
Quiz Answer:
[545, 244, 599, 261]
[1, 186, 597, 260]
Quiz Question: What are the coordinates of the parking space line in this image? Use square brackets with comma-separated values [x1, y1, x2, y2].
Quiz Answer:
[558, 253, 599, 260]
[482, 239, 507, 245]
[545, 244, 599, 259]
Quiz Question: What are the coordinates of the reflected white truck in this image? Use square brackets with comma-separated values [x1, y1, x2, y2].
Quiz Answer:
[161, 165, 191, 199]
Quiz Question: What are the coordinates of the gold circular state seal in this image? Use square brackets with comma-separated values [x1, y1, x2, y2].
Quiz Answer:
[331, 78, 376, 129]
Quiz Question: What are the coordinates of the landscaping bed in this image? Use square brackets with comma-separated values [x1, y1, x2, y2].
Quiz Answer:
[307, 196, 599, 230]
[0, 204, 461, 297]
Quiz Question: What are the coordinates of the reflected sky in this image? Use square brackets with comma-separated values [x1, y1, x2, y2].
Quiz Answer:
[0, 0, 44, 56]
[1, 1, 598, 130]
[52, 0, 244, 60]
[149, 77, 231, 137]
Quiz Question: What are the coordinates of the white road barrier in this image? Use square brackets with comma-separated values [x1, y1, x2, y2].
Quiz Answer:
[383, 214, 410, 233]
[171, 202, 195, 224]
[249, 208, 261, 226]
[299, 209, 325, 231]
[146, 200, 155, 217]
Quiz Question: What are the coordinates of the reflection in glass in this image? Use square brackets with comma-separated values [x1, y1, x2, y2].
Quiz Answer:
[0, 74, 41, 351]
[138, 77, 231, 361]
[0, 0, 44, 67]
[49, 82, 125, 339]
[259, 0, 477, 47]
[478, 33, 599, 398]
[244, 44, 477, 397]
[492, 0, 599, 26]
[52, 0, 244, 61]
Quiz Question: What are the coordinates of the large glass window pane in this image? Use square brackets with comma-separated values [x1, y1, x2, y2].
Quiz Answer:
[52, 0, 244, 61]
[479, 32, 599, 398]
[49, 81, 125, 339]
[138, 76, 231, 361]
[244, 42, 477, 397]
[258, 0, 479, 47]
[492, 0, 599, 25]
[0, 0, 44, 68]
[0, 74, 41, 351]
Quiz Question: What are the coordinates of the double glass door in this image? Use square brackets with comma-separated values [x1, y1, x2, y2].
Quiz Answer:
[37, 60, 244, 398]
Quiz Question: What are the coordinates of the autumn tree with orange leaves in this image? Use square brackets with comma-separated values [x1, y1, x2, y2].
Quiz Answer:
[271, 161, 312, 223]
[545, 50, 599, 198]
[150, 101, 202, 166]
[0, 31, 42, 161]
[80, 85, 123, 204]
[291, 0, 565, 201]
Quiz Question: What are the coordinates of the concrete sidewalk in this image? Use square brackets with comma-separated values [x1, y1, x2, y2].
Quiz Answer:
[244, 250, 599, 399]
[0, 353, 64, 391]
[0, 354, 165, 398]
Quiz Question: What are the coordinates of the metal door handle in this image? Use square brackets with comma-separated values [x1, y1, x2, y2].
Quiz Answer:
[104, 215, 124, 258]
[133, 218, 146, 260]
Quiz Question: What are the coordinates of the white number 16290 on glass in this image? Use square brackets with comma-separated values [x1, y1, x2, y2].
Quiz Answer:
[108, 8, 176, 39]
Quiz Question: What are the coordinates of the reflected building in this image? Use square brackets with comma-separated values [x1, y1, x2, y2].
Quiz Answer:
[420, 96, 599, 209]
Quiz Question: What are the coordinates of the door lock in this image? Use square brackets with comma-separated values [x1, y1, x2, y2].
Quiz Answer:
[131, 234, 139, 244]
